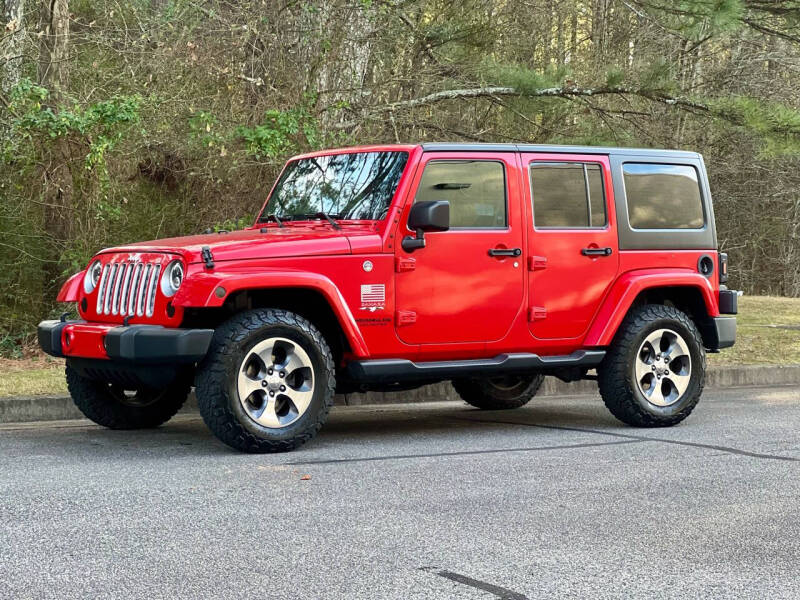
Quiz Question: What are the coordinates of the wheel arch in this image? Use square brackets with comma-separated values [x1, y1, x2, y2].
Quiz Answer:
[586, 270, 719, 348]
[173, 270, 368, 359]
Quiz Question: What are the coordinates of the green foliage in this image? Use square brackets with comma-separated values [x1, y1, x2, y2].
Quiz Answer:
[481, 59, 569, 94]
[639, 58, 677, 94]
[641, 0, 745, 39]
[605, 67, 626, 89]
[709, 96, 800, 157]
[4, 79, 141, 171]
[188, 111, 225, 148]
[211, 216, 254, 232]
[236, 106, 320, 160]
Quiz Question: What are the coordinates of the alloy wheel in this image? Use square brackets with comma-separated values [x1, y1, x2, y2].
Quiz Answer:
[634, 328, 692, 407]
[237, 337, 315, 428]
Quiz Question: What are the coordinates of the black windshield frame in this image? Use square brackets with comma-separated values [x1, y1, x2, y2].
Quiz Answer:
[258, 151, 409, 223]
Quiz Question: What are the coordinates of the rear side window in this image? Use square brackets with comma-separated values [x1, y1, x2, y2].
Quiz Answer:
[623, 163, 704, 229]
[415, 160, 507, 228]
[530, 162, 607, 228]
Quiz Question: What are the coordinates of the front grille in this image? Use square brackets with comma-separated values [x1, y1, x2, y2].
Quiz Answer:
[96, 260, 162, 317]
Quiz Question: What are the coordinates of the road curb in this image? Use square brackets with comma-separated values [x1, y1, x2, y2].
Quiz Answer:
[1, 364, 799, 424]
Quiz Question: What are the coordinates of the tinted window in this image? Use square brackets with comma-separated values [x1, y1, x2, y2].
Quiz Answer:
[263, 151, 408, 221]
[415, 161, 507, 228]
[530, 163, 607, 228]
[623, 163, 704, 229]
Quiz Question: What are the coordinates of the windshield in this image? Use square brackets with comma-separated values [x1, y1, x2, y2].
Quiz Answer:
[259, 151, 409, 222]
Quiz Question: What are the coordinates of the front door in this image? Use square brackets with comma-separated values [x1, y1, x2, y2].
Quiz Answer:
[523, 153, 619, 341]
[394, 152, 524, 345]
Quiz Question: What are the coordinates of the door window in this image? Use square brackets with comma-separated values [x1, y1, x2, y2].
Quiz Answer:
[530, 162, 607, 228]
[415, 160, 507, 228]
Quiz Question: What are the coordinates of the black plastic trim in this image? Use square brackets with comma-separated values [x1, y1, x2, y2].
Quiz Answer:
[104, 325, 214, 363]
[719, 290, 739, 315]
[701, 317, 736, 350]
[37, 319, 84, 357]
[347, 350, 606, 383]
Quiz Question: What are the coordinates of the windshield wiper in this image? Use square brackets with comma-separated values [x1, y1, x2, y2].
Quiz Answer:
[263, 214, 285, 228]
[284, 212, 342, 230]
[314, 211, 341, 230]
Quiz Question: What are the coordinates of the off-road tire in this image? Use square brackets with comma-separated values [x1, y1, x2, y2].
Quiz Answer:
[66, 367, 191, 429]
[598, 304, 706, 427]
[195, 309, 336, 453]
[452, 374, 545, 410]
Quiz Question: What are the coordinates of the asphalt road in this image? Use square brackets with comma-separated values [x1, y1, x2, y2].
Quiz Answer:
[1, 385, 799, 600]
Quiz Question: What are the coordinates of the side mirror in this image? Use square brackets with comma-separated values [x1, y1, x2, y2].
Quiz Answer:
[402, 201, 450, 252]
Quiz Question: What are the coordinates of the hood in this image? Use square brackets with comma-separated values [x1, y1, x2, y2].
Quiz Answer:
[99, 224, 382, 264]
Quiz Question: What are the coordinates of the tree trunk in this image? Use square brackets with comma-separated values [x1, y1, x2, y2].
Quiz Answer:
[310, 1, 374, 128]
[38, 0, 72, 294]
[2, 0, 25, 92]
[38, 0, 68, 97]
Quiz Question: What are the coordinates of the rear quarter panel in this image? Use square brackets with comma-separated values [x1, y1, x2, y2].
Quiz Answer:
[585, 252, 720, 347]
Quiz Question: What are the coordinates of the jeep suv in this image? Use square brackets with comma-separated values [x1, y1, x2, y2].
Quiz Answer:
[38, 143, 739, 452]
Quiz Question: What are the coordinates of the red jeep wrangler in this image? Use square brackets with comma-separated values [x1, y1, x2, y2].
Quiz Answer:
[39, 143, 738, 452]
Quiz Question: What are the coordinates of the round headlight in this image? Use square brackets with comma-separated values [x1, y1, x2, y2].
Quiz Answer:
[160, 260, 184, 297]
[83, 260, 102, 294]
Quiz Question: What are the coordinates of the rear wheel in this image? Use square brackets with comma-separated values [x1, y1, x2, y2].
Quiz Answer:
[66, 367, 191, 429]
[195, 309, 335, 453]
[452, 374, 544, 410]
[598, 304, 705, 427]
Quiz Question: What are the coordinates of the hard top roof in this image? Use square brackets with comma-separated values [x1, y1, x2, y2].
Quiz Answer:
[421, 142, 701, 159]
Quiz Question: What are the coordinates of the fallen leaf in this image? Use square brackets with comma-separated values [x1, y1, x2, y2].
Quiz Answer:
[300, 474, 311, 481]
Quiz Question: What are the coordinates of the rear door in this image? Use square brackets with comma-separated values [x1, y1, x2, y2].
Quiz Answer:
[523, 153, 619, 340]
[394, 152, 524, 345]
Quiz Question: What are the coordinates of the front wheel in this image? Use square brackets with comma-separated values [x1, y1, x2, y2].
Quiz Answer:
[195, 309, 336, 453]
[452, 374, 545, 410]
[598, 304, 706, 427]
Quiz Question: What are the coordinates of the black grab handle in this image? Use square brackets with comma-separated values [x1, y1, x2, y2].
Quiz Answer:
[488, 247, 522, 257]
[581, 247, 613, 257]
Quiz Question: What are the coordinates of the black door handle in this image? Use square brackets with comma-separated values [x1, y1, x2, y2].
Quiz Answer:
[488, 247, 522, 257]
[581, 247, 613, 257]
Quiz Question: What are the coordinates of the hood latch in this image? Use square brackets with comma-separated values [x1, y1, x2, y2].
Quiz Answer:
[201, 246, 215, 270]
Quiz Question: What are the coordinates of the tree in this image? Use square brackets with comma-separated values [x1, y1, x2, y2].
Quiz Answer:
[36, 0, 71, 291]
[2, 0, 25, 92]
[37, 0, 67, 96]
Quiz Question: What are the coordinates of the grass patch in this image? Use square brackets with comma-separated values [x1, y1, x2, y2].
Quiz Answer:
[0, 296, 797, 398]
[0, 367, 67, 397]
[708, 295, 800, 366]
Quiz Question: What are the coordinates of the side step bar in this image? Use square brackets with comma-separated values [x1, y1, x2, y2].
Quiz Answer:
[347, 350, 606, 383]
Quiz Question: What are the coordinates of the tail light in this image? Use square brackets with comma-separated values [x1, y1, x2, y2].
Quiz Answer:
[719, 252, 728, 284]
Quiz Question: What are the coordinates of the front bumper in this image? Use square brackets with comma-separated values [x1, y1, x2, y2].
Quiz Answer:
[38, 320, 214, 363]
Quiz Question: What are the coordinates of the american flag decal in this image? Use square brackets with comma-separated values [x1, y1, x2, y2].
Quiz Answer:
[360, 284, 385, 306]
